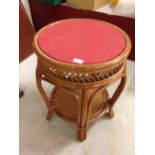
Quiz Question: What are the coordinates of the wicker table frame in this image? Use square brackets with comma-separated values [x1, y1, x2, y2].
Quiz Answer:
[34, 19, 131, 141]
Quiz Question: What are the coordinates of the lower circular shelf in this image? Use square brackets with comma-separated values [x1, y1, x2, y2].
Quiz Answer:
[50, 87, 109, 123]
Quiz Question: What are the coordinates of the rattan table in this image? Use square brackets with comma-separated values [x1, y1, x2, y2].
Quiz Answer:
[34, 18, 131, 141]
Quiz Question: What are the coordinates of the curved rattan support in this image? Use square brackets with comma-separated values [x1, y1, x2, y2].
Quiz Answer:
[77, 88, 88, 141]
[36, 65, 54, 120]
[108, 66, 127, 118]
[85, 86, 109, 126]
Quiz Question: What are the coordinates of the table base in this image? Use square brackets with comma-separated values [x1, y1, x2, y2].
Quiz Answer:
[36, 64, 127, 141]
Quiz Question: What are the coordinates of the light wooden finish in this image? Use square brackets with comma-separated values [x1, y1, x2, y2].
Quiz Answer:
[34, 19, 131, 141]
[67, 0, 110, 11]
[111, 0, 120, 5]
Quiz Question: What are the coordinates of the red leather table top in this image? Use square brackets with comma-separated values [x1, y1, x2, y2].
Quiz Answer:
[38, 19, 126, 64]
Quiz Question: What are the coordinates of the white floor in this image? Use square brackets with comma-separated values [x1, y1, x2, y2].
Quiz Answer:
[20, 54, 135, 155]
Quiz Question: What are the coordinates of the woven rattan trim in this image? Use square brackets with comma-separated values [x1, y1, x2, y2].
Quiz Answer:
[38, 62, 123, 83]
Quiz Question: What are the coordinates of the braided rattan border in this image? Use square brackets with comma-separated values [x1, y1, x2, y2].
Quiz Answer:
[38, 61, 123, 84]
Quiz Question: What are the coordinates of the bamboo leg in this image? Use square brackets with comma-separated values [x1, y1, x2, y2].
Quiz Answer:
[36, 66, 53, 120]
[77, 88, 89, 141]
[108, 68, 127, 118]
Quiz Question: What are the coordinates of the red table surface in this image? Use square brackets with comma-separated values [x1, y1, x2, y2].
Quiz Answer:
[38, 19, 126, 64]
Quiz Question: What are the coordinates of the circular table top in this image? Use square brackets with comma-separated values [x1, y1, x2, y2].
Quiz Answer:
[37, 19, 126, 64]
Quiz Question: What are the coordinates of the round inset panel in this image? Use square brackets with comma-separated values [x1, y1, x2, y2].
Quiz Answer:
[38, 19, 126, 64]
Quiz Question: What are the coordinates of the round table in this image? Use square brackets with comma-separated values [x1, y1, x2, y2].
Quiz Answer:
[34, 18, 131, 141]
